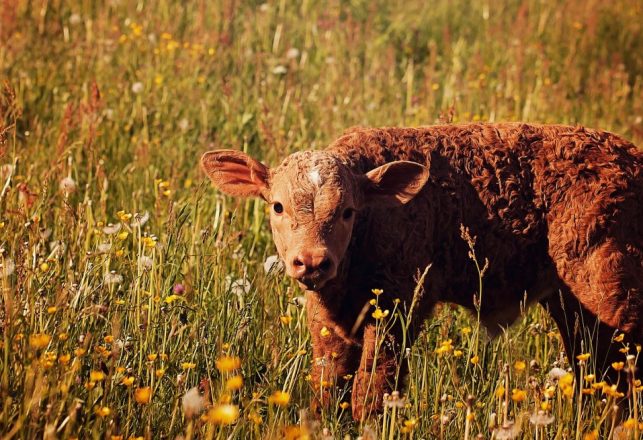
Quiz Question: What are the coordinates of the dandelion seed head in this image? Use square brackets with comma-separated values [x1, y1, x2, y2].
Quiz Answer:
[131, 82, 144, 94]
[59, 176, 77, 194]
[104, 272, 123, 285]
[182, 387, 205, 418]
[103, 223, 122, 235]
[0, 258, 15, 278]
[130, 211, 149, 227]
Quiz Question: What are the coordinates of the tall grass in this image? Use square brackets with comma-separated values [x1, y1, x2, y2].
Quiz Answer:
[0, 0, 642, 438]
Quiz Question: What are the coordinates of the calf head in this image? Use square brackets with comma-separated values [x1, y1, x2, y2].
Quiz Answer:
[201, 149, 428, 290]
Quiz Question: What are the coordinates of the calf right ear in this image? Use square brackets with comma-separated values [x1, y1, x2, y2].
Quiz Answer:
[201, 149, 270, 199]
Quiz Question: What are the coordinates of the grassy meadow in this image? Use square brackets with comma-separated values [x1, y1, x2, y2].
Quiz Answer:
[1, 0, 642, 438]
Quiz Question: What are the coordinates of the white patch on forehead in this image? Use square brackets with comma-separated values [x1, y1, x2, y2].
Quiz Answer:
[308, 168, 322, 187]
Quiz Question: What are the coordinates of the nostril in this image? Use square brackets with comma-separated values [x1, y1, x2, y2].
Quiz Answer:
[319, 258, 331, 272]
[293, 258, 305, 268]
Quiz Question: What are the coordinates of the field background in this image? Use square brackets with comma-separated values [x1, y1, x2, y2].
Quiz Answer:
[1, 0, 642, 438]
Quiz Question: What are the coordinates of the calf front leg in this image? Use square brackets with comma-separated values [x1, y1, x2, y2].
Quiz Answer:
[352, 324, 406, 420]
[306, 293, 361, 411]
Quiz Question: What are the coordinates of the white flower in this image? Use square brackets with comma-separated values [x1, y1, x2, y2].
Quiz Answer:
[0, 259, 15, 278]
[130, 211, 149, 227]
[178, 118, 189, 132]
[548, 367, 568, 381]
[272, 65, 287, 75]
[383, 391, 406, 408]
[59, 176, 77, 194]
[102, 223, 122, 235]
[493, 420, 522, 440]
[529, 411, 554, 426]
[104, 272, 123, 285]
[263, 254, 283, 274]
[226, 275, 251, 296]
[182, 387, 206, 418]
[69, 13, 81, 25]
[98, 243, 112, 253]
[139, 255, 153, 270]
[131, 82, 144, 94]
[286, 48, 300, 60]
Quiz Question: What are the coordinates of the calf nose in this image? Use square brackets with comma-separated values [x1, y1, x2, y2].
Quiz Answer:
[292, 251, 332, 279]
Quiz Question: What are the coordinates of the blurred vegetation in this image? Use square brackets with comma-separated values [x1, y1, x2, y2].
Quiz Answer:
[0, 0, 641, 438]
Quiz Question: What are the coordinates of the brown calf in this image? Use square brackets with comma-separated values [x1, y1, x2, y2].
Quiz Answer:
[201, 123, 642, 420]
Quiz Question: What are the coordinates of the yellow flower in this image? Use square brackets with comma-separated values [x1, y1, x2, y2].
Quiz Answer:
[511, 388, 527, 403]
[514, 360, 526, 372]
[559, 373, 574, 389]
[155, 369, 165, 378]
[121, 376, 135, 386]
[470, 355, 479, 365]
[29, 333, 51, 350]
[142, 237, 156, 248]
[226, 375, 243, 391]
[612, 361, 625, 371]
[74, 348, 86, 357]
[203, 404, 239, 425]
[540, 401, 551, 411]
[95, 406, 111, 417]
[215, 356, 241, 372]
[47, 306, 57, 314]
[368, 298, 376, 305]
[583, 430, 598, 440]
[117, 231, 129, 241]
[117, 210, 132, 222]
[58, 354, 71, 365]
[495, 386, 505, 399]
[164, 294, 182, 304]
[576, 353, 590, 362]
[339, 402, 350, 410]
[90, 371, 106, 382]
[584, 374, 595, 382]
[134, 387, 152, 404]
[181, 362, 196, 370]
[371, 308, 389, 320]
[40, 262, 50, 272]
[268, 390, 290, 407]
[320, 327, 331, 338]
[462, 327, 472, 335]
[280, 315, 292, 325]
[58, 332, 69, 341]
[453, 350, 463, 357]
[613, 333, 625, 342]
[371, 288, 383, 296]
[147, 353, 158, 361]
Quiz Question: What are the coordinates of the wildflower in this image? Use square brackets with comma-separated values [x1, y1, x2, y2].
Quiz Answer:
[29, 333, 51, 350]
[131, 82, 144, 94]
[138, 255, 153, 270]
[583, 430, 599, 440]
[272, 65, 287, 75]
[147, 353, 158, 361]
[59, 176, 77, 194]
[286, 47, 300, 59]
[164, 294, 182, 304]
[90, 371, 106, 382]
[182, 387, 206, 418]
[58, 354, 71, 365]
[576, 353, 591, 362]
[371, 288, 383, 296]
[511, 388, 527, 403]
[320, 327, 331, 338]
[104, 272, 123, 285]
[225, 375, 243, 391]
[470, 355, 479, 365]
[462, 327, 472, 335]
[268, 390, 290, 406]
[514, 360, 526, 372]
[173, 283, 185, 295]
[104, 335, 114, 344]
[453, 349, 463, 357]
[155, 369, 165, 378]
[280, 315, 292, 325]
[584, 374, 595, 382]
[339, 402, 350, 410]
[247, 411, 262, 425]
[74, 348, 86, 357]
[612, 361, 625, 371]
[548, 367, 567, 381]
[215, 356, 241, 372]
[121, 376, 135, 386]
[39, 262, 49, 272]
[529, 410, 555, 426]
[204, 404, 239, 425]
[47, 306, 57, 314]
[371, 308, 389, 320]
[384, 391, 406, 408]
[614, 333, 625, 342]
[97, 243, 112, 253]
[0, 259, 15, 278]
[95, 406, 111, 417]
[134, 387, 152, 404]
[130, 211, 149, 227]
[494, 420, 522, 440]
[181, 362, 196, 370]
[263, 254, 283, 274]
[495, 386, 505, 398]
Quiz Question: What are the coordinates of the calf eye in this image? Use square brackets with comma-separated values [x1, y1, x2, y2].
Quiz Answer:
[273, 202, 284, 214]
[342, 208, 354, 220]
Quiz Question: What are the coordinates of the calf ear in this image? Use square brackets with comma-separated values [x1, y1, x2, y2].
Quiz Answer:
[361, 161, 428, 207]
[201, 149, 270, 199]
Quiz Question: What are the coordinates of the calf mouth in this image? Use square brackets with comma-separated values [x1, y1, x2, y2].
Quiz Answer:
[297, 276, 329, 291]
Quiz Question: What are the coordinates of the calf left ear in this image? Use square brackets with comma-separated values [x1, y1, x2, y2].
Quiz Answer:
[361, 161, 428, 207]
[201, 149, 270, 199]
